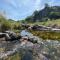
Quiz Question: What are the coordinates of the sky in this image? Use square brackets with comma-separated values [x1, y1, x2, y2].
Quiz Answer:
[0, 0, 60, 20]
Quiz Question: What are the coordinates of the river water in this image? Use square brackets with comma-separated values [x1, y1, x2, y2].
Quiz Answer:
[0, 30, 60, 60]
[20, 30, 33, 37]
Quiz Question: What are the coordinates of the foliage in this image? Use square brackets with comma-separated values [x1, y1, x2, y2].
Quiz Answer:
[0, 16, 11, 32]
[1, 20, 11, 32]
[0, 15, 22, 32]
[27, 19, 60, 27]
[30, 30, 60, 40]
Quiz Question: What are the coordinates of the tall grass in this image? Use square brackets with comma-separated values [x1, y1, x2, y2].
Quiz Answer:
[30, 30, 60, 40]
[28, 19, 60, 26]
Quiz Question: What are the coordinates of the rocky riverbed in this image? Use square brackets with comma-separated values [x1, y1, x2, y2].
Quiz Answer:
[0, 30, 60, 60]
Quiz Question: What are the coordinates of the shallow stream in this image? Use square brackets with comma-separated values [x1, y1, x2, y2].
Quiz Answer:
[0, 30, 60, 60]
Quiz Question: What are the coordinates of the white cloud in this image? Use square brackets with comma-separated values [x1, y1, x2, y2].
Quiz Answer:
[34, 0, 45, 10]
[47, 0, 55, 6]
[34, 0, 41, 10]
[34, 0, 57, 10]
[4, 0, 18, 9]
[21, 0, 30, 5]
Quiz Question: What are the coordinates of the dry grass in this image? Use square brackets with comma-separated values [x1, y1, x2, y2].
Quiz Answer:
[30, 30, 60, 40]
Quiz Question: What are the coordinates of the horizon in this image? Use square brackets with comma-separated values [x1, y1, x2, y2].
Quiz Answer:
[0, 0, 60, 20]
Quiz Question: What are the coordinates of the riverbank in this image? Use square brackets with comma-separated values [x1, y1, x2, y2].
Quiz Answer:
[20, 23, 60, 40]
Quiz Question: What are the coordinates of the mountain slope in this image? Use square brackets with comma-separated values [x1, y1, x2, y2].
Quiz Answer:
[25, 4, 60, 22]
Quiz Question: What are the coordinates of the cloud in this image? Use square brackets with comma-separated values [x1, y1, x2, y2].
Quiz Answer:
[21, 0, 30, 5]
[34, 0, 59, 10]
[46, 0, 55, 6]
[34, 0, 41, 10]
[34, 0, 46, 10]
[4, 0, 18, 9]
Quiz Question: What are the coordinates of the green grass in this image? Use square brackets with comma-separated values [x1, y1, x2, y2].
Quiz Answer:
[27, 19, 60, 40]
[30, 30, 60, 40]
[28, 19, 60, 26]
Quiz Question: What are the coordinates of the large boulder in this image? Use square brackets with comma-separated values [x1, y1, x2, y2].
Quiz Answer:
[5, 31, 21, 41]
[29, 25, 49, 31]
[0, 33, 10, 41]
[22, 24, 30, 28]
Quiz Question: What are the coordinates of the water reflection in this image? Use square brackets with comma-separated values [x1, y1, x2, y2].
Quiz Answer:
[20, 30, 33, 37]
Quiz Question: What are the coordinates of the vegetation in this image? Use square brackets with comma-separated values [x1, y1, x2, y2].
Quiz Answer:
[0, 15, 22, 33]
[27, 19, 60, 26]
[30, 30, 60, 40]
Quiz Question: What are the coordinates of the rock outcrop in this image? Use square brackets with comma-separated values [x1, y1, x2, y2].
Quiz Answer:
[0, 30, 60, 60]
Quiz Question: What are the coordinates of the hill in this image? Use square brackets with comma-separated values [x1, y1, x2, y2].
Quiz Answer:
[25, 4, 60, 22]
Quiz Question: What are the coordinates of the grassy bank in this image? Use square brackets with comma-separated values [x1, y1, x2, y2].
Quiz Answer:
[28, 19, 60, 26]
[30, 30, 60, 40]
[27, 19, 60, 40]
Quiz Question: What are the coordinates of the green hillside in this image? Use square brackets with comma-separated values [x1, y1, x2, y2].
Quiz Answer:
[25, 4, 60, 22]
[30, 19, 60, 26]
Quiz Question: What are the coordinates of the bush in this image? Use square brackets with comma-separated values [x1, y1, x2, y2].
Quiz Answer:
[1, 21, 11, 32]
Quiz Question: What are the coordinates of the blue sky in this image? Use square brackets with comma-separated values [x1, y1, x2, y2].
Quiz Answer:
[0, 0, 60, 20]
